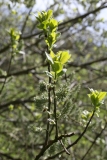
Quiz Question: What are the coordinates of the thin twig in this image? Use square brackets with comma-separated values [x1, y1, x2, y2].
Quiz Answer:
[35, 132, 74, 160]
[81, 122, 107, 160]
[21, 6, 33, 34]
[44, 49, 52, 146]
[22, 5, 107, 39]
[45, 109, 96, 159]
[0, 152, 21, 160]
[53, 81, 58, 139]
[60, 140, 70, 155]
[0, 52, 13, 97]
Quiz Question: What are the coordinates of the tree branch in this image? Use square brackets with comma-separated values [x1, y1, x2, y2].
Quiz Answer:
[35, 132, 74, 160]
[0, 95, 35, 110]
[0, 152, 21, 160]
[81, 122, 107, 160]
[22, 5, 107, 39]
[45, 108, 96, 159]
[69, 56, 107, 68]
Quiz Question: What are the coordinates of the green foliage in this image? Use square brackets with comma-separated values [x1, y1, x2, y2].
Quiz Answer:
[53, 51, 71, 64]
[56, 84, 68, 100]
[7, 28, 25, 58]
[36, 10, 71, 80]
[88, 88, 106, 107]
[34, 94, 48, 109]
[36, 10, 60, 49]
[48, 141, 63, 156]
[39, 81, 47, 92]
[50, 50, 71, 78]
[0, 1, 107, 160]
[8, 28, 21, 53]
[35, 10, 107, 159]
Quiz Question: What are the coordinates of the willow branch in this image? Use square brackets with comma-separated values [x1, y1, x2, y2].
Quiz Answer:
[46, 109, 96, 159]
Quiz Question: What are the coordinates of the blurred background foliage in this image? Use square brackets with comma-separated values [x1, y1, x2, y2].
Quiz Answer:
[0, 0, 107, 160]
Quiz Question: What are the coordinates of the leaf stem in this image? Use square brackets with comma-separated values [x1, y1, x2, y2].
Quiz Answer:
[44, 48, 51, 146]
[53, 80, 58, 139]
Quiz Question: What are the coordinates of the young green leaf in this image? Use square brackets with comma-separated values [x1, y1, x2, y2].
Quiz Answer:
[47, 10, 53, 20]
[50, 50, 55, 59]
[52, 61, 63, 73]
[58, 51, 71, 64]
[98, 92, 107, 101]
[49, 19, 58, 31]
[88, 88, 107, 107]
[57, 68, 67, 77]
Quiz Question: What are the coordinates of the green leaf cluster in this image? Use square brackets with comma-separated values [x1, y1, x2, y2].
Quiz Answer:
[36, 10, 71, 79]
[8, 28, 21, 54]
[45, 49, 71, 79]
[81, 110, 93, 125]
[36, 10, 53, 29]
[36, 10, 59, 49]
[88, 88, 106, 107]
